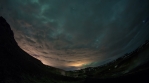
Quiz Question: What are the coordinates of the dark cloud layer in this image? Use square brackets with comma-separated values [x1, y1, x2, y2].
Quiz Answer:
[0, 0, 149, 70]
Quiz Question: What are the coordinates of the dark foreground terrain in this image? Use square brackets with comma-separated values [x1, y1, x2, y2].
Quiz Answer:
[0, 16, 83, 83]
[0, 16, 149, 83]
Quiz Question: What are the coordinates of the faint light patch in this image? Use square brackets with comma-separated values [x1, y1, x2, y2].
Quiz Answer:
[143, 20, 146, 23]
[142, 18, 149, 24]
[115, 65, 118, 68]
[92, 33, 106, 48]
[72, 63, 83, 67]
[68, 61, 90, 69]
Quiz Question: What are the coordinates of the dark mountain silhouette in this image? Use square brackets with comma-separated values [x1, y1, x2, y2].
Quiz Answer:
[0, 16, 82, 83]
[0, 16, 149, 83]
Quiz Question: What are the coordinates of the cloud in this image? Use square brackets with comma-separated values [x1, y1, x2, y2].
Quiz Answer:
[0, 0, 149, 70]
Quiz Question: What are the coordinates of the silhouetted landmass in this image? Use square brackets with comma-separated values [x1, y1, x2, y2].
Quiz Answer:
[66, 40, 149, 79]
[0, 16, 83, 83]
[0, 16, 149, 83]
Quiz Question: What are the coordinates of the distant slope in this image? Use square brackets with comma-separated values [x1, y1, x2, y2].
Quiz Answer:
[66, 41, 149, 78]
[66, 40, 149, 83]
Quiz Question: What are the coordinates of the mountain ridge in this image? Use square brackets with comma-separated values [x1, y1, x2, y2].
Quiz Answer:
[0, 16, 82, 83]
[1, 16, 149, 83]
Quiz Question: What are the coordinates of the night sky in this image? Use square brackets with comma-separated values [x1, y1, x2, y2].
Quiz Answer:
[0, 0, 149, 70]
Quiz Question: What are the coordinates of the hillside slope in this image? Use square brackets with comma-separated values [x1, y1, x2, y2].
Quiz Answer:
[0, 16, 149, 83]
[0, 16, 82, 83]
